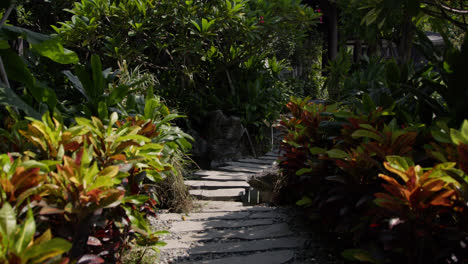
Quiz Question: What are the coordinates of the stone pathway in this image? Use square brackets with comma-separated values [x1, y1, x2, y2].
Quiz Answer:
[154, 151, 342, 264]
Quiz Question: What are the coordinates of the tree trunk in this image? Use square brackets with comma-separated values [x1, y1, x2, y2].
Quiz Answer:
[398, 12, 414, 63]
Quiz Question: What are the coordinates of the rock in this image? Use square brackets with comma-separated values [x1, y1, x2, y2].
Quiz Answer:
[205, 110, 245, 164]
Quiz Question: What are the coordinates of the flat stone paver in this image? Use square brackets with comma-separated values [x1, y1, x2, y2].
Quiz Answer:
[217, 166, 264, 173]
[188, 237, 304, 254]
[258, 156, 279, 161]
[182, 250, 295, 264]
[189, 188, 245, 200]
[237, 158, 277, 165]
[156, 148, 316, 264]
[179, 223, 293, 241]
[169, 219, 275, 232]
[224, 161, 271, 169]
[185, 180, 250, 188]
[199, 175, 250, 181]
[158, 211, 250, 221]
[194, 170, 254, 177]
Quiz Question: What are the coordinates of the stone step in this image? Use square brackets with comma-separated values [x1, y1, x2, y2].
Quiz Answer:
[178, 223, 292, 242]
[194, 170, 253, 177]
[237, 158, 277, 165]
[190, 237, 303, 255]
[164, 237, 304, 254]
[217, 166, 263, 173]
[258, 156, 279, 161]
[264, 151, 285, 157]
[159, 211, 287, 221]
[169, 218, 274, 232]
[179, 250, 295, 264]
[193, 201, 275, 212]
[200, 175, 250, 181]
[189, 188, 245, 201]
[185, 180, 250, 189]
[224, 161, 271, 169]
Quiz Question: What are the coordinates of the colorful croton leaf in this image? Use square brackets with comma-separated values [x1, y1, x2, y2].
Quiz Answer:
[374, 156, 459, 216]
[0, 203, 71, 264]
[0, 154, 48, 208]
[41, 147, 125, 218]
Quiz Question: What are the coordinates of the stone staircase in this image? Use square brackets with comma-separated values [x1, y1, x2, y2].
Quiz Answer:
[186, 151, 281, 201]
[155, 150, 316, 264]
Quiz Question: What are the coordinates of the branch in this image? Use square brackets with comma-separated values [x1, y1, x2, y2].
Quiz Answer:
[436, 0, 468, 14]
[421, 6, 468, 29]
[0, 3, 16, 88]
[0, 3, 15, 26]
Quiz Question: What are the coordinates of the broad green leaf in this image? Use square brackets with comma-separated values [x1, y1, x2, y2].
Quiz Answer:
[91, 55, 105, 96]
[191, 20, 201, 32]
[296, 168, 313, 176]
[14, 207, 35, 253]
[309, 147, 326, 155]
[0, 40, 10, 49]
[352, 129, 381, 141]
[296, 196, 313, 207]
[341, 249, 379, 263]
[115, 134, 151, 143]
[23, 238, 72, 263]
[0, 49, 35, 87]
[144, 98, 159, 120]
[108, 84, 130, 106]
[0, 85, 41, 119]
[1, 25, 51, 44]
[123, 195, 149, 205]
[31, 38, 78, 64]
[155, 114, 184, 130]
[98, 101, 108, 120]
[385, 155, 414, 171]
[63, 70, 88, 100]
[451, 128, 468, 145]
[326, 149, 348, 159]
[0, 203, 16, 238]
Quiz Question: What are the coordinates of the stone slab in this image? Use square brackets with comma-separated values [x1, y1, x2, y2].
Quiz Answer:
[237, 158, 276, 165]
[158, 210, 286, 221]
[183, 250, 295, 264]
[258, 156, 279, 161]
[179, 223, 293, 241]
[264, 151, 285, 157]
[224, 161, 271, 169]
[200, 175, 250, 181]
[189, 188, 245, 200]
[185, 180, 250, 188]
[194, 170, 253, 177]
[193, 201, 275, 212]
[217, 166, 263, 173]
[158, 211, 250, 221]
[169, 219, 274, 232]
[188, 237, 304, 254]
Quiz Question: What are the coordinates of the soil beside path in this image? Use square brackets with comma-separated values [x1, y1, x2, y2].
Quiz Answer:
[152, 151, 344, 264]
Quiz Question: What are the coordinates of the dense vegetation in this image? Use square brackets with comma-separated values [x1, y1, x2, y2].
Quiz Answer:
[277, 0, 468, 263]
[1, 0, 468, 263]
[0, 0, 320, 262]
